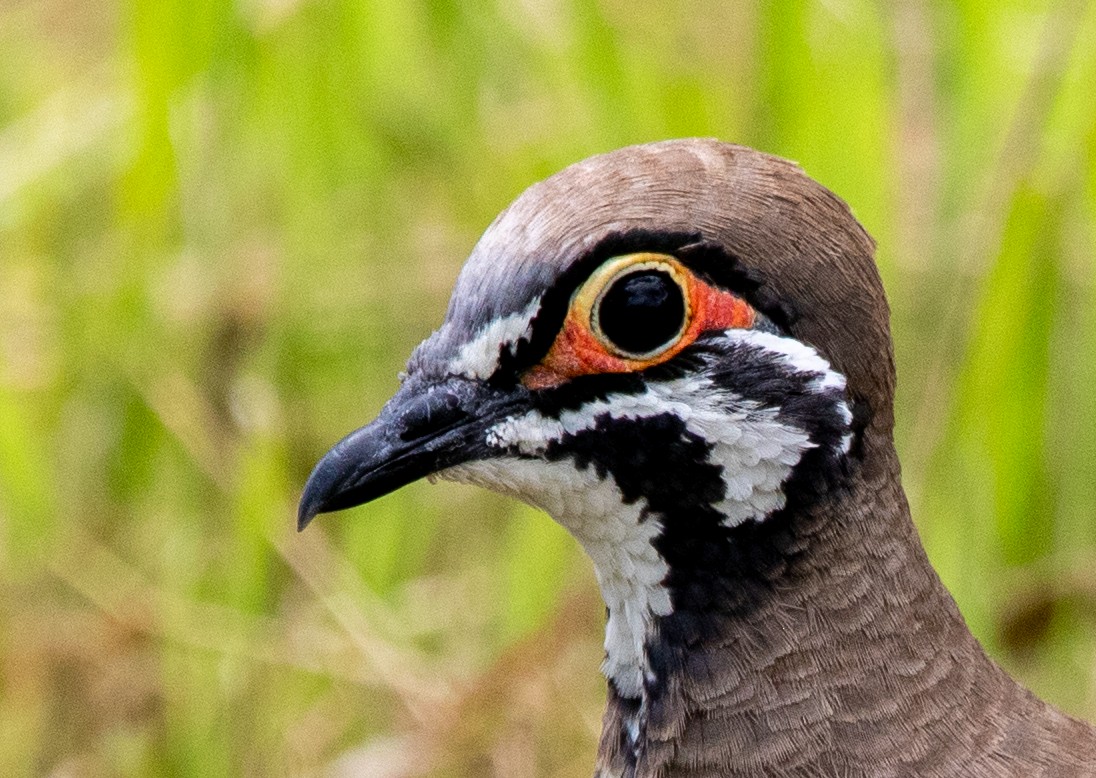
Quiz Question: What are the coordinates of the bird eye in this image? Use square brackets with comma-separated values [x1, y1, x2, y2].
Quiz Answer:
[522, 251, 755, 390]
[592, 266, 688, 358]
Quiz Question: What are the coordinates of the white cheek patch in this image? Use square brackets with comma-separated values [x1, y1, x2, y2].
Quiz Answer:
[446, 298, 542, 380]
[487, 377, 818, 528]
[693, 402, 814, 525]
[733, 329, 847, 392]
[440, 457, 672, 699]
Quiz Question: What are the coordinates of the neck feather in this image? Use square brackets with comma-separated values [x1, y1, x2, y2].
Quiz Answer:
[595, 434, 1094, 777]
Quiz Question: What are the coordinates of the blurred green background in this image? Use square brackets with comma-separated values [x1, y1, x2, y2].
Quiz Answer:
[2, 0, 1096, 774]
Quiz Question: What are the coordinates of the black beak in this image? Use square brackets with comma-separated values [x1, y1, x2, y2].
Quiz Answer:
[297, 375, 524, 531]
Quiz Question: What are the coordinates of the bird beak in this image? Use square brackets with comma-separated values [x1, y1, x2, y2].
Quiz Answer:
[297, 375, 524, 531]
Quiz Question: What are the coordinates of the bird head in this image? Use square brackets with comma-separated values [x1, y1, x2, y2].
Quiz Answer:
[299, 139, 891, 701]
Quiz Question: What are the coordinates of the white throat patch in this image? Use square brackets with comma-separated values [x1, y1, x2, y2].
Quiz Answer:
[442, 457, 671, 698]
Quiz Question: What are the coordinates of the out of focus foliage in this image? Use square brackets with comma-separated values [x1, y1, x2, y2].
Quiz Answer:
[1, 0, 1095, 775]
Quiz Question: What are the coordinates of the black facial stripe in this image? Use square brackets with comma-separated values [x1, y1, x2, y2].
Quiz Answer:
[528, 371, 649, 416]
[673, 239, 798, 330]
[543, 412, 726, 515]
[520, 336, 772, 419]
[693, 335, 851, 452]
[524, 334, 851, 455]
[752, 310, 784, 334]
[491, 252, 604, 386]
[494, 229, 796, 383]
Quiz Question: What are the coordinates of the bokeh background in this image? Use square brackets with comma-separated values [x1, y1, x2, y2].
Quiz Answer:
[2, 0, 1096, 775]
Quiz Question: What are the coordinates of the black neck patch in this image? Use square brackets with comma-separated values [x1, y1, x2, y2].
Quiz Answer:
[515, 329, 854, 621]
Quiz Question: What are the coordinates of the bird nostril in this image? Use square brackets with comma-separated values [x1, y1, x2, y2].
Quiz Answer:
[398, 388, 469, 442]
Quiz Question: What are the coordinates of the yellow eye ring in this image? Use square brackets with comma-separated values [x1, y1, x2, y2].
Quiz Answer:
[573, 253, 694, 360]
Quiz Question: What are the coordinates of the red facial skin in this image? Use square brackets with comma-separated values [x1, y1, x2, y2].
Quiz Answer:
[523, 271, 756, 390]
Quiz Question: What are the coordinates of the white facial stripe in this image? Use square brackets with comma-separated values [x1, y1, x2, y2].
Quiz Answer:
[447, 297, 542, 380]
[439, 457, 671, 698]
[487, 376, 818, 527]
[732, 329, 847, 391]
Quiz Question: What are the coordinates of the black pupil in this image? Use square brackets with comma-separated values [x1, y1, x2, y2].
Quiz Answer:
[597, 269, 686, 355]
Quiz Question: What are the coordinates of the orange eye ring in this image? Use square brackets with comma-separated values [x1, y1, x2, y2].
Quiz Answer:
[579, 253, 692, 360]
[523, 252, 756, 390]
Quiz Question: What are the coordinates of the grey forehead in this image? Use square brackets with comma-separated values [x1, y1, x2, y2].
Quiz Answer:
[405, 212, 589, 375]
